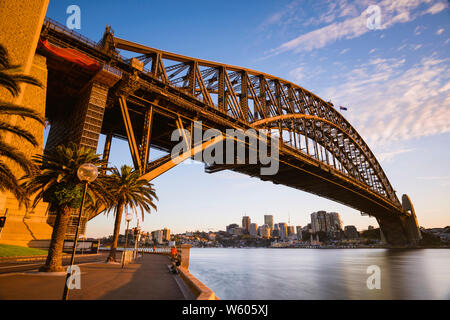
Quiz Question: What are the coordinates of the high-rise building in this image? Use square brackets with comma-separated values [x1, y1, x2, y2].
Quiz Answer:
[272, 223, 280, 237]
[162, 228, 171, 241]
[151, 230, 163, 244]
[250, 223, 258, 236]
[330, 212, 343, 231]
[311, 211, 326, 233]
[226, 223, 239, 234]
[242, 216, 251, 234]
[296, 226, 303, 240]
[260, 224, 271, 238]
[264, 215, 274, 230]
[278, 222, 288, 240]
[287, 226, 295, 236]
[230, 227, 243, 236]
[311, 211, 343, 234]
[344, 225, 359, 239]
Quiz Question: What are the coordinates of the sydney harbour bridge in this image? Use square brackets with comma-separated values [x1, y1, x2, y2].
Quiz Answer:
[13, 16, 422, 246]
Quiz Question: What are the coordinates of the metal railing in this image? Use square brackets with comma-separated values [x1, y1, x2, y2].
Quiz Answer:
[43, 17, 99, 49]
[100, 246, 180, 255]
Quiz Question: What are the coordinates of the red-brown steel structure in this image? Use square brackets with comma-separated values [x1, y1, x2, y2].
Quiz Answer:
[39, 18, 421, 246]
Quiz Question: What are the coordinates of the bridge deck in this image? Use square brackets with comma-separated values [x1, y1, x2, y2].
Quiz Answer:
[36, 17, 421, 246]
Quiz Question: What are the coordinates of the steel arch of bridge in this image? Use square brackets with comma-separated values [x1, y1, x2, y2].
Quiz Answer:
[111, 36, 400, 209]
[39, 18, 423, 245]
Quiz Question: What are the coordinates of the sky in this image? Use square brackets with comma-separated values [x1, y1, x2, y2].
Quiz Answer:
[44, 0, 450, 237]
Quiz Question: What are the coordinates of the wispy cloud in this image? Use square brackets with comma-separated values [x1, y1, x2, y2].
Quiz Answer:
[289, 65, 306, 82]
[424, 1, 447, 14]
[414, 25, 426, 35]
[258, 0, 304, 31]
[323, 55, 450, 148]
[377, 148, 415, 161]
[417, 176, 450, 187]
[268, 0, 447, 55]
[417, 176, 450, 180]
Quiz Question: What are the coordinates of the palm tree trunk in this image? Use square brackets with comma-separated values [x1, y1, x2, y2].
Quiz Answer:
[39, 206, 72, 272]
[107, 202, 124, 262]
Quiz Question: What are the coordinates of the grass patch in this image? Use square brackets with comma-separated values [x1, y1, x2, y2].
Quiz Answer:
[0, 244, 48, 257]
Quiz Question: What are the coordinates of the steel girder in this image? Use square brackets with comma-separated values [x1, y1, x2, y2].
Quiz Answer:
[34, 17, 422, 245]
[112, 36, 400, 210]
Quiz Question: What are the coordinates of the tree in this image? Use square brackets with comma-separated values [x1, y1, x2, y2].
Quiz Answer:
[21, 143, 110, 272]
[0, 44, 44, 203]
[105, 165, 157, 262]
[360, 228, 381, 240]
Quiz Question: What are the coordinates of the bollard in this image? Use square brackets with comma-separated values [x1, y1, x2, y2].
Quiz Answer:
[180, 244, 192, 269]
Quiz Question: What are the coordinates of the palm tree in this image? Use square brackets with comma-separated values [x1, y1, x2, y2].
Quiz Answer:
[106, 165, 157, 262]
[21, 143, 111, 272]
[0, 44, 44, 202]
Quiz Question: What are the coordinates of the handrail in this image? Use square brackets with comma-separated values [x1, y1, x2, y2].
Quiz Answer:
[100, 246, 181, 255]
[43, 17, 99, 49]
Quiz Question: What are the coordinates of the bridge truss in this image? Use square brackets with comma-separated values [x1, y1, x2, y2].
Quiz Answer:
[38, 18, 421, 246]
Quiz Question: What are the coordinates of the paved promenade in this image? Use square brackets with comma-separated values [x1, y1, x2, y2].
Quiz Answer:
[0, 254, 189, 300]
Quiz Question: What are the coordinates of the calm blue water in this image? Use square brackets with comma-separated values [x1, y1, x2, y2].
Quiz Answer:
[188, 248, 450, 300]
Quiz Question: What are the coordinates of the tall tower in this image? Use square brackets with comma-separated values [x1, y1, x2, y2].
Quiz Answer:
[242, 216, 251, 234]
[278, 222, 288, 240]
[264, 215, 273, 230]
[0, 0, 51, 246]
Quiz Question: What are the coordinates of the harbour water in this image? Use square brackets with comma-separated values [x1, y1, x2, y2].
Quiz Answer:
[188, 248, 450, 300]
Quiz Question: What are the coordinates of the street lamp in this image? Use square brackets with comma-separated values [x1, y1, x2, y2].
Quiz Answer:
[62, 163, 98, 301]
[133, 219, 140, 260]
[122, 213, 133, 268]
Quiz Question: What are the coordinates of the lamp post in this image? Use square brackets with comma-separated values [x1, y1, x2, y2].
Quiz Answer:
[133, 219, 140, 260]
[122, 213, 133, 268]
[62, 163, 98, 301]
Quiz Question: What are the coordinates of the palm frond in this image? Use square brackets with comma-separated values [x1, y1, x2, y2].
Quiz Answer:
[0, 44, 8, 68]
[21, 143, 107, 210]
[104, 164, 158, 221]
[0, 44, 42, 98]
[0, 123, 38, 146]
[0, 162, 28, 206]
[0, 139, 36, 174]
[0, 102, 45, 124]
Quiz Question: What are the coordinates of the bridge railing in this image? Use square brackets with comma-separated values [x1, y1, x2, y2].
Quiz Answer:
[43, 17, 99, 49]
[100, 246, 179, 255]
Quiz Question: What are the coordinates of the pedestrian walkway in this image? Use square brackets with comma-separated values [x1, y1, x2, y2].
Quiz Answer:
[0, 254, 187, 300]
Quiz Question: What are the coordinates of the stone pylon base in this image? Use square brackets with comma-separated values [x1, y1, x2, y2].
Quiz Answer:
[0, 192, 52, 247]
[0, 0, 51, 248]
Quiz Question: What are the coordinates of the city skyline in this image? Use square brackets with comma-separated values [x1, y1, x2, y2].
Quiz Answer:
[41, 0, 450, 238]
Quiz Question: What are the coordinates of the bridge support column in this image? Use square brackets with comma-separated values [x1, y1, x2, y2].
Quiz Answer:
[43, 80, 109, 239]
[45, 64, 120, 153]
[376, 215, 409, 246]
[376, 195, 421, 246]
[44, 68, 119, 239]
[401, 194, 422, 245]
[45, 81, 109, 152]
